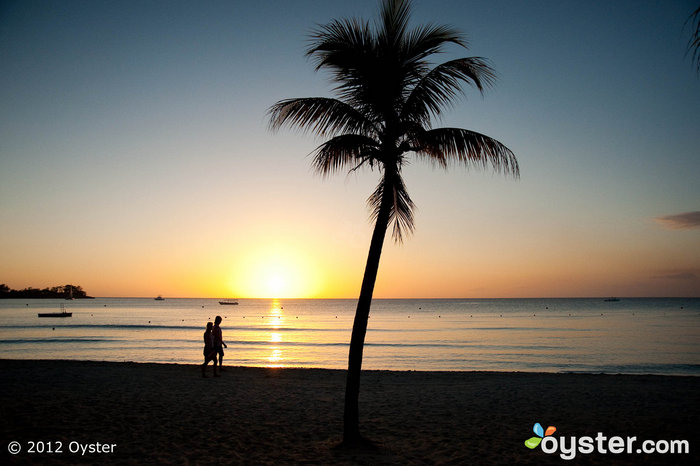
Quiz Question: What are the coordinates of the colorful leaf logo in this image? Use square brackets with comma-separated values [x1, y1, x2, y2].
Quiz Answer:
[524, 422, 556, 449]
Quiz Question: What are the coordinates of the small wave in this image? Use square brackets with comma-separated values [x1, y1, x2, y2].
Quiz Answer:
[0, 338, 123, 344]
[560, 363, 700, 376]
[0, 324, 202, 330]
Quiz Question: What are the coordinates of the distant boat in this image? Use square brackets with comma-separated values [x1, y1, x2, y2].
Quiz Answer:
[604, 297, 620, 302]
[219, 300, 239, 305]
[65, 286, 74, 300]
[38, 304, 72, 318]
[154, 296, 165, 301]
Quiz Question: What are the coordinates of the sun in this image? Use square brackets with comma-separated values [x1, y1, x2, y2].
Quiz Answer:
[266, 273, 286, 297]
[260, 267, 294, 298]
[229, 246, 322, 298]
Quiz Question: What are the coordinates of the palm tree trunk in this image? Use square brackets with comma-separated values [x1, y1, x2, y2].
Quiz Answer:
[343, 179, 393, 444]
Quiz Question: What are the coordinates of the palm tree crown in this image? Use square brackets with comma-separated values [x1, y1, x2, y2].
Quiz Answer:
[269, 0, 519, 242]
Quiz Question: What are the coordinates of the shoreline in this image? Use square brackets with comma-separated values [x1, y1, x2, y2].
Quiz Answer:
[2, 357, 700, 377]
[2, 359, 699, 464]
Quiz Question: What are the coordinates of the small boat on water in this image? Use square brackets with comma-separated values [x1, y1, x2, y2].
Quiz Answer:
[38, 304, 72, 318]
[604, 297, 620, 302]
[219, 300, 239, 305]
[154, 296, 165, 301]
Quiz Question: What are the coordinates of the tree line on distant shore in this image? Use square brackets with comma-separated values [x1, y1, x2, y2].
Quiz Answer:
[0, 284, 92, 299]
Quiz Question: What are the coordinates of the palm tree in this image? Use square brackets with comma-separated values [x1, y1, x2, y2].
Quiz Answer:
[268, 0, 518, 444]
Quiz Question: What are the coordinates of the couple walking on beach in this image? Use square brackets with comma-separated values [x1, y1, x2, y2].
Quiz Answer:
[202, 315, 227, 377]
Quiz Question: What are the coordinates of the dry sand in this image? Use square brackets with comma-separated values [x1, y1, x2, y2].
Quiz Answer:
[1, 359, 698, 465]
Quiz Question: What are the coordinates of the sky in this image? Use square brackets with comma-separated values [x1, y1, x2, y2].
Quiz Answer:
[1, 0, 699, 298]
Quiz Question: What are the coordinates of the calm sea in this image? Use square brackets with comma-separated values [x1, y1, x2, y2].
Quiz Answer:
[0, 298, 698, 375]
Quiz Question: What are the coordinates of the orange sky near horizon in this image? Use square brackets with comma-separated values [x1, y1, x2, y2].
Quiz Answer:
[3, 203, 698, 299]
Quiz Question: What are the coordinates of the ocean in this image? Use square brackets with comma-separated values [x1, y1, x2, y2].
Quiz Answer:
[0, 298, 698, 375]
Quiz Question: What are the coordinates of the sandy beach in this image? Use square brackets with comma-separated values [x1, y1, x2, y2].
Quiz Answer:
[1, 360, 698, 465]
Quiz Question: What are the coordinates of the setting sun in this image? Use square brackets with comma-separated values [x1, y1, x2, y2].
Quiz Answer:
[266, 274, 286, 297]
[229, 245, 323, 298]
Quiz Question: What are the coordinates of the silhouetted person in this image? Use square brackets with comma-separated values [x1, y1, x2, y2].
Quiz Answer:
[213, 315, 227, 370]
[201, 322, 218, 378]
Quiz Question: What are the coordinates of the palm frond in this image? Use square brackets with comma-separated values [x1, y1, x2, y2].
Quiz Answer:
[268, 97, 377, 138]
[378, 0, 412, 47]
[411, 127, 519, 177]
[312, 134, 380, 176]
[307, 18, 374, 74]
[402, 24, 466, 64]
[397, 25, 468, 104]
[687, 6, 700, 74]
[402, 57, 497, 124]
[368, 170, 415, 243]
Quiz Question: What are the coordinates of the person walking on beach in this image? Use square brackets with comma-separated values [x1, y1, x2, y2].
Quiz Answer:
[202, 322, 218, 378]
[213, 316, 227, 370]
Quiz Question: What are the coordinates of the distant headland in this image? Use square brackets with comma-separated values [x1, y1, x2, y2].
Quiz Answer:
[0, 284, 93, 299]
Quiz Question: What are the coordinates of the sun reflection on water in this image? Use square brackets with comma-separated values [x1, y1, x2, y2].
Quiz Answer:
[266, 300, 285, 367]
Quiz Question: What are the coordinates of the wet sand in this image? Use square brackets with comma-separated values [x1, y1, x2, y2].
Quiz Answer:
[1, 359, 698, 465]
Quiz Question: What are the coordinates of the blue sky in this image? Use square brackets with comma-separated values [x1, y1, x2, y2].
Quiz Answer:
[1, 0, 699, 297]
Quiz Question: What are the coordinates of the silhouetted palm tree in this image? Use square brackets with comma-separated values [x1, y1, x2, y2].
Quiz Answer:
[269, 0, 518, 444]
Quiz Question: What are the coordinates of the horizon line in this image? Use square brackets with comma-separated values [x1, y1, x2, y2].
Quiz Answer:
[19, 295, 699, 300]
